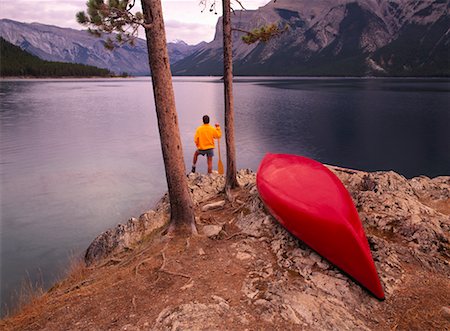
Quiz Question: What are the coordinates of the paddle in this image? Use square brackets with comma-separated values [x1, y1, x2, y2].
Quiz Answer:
[217, 137, 224, 175]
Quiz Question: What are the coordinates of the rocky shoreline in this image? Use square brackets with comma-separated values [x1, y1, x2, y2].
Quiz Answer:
[3, 167, 449, 330]
[81, 167, 449, 329]
[86, 168, 449, 266]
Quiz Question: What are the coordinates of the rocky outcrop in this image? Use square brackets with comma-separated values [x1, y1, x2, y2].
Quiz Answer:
[83, 167, 449, 329]
[153, 300, 246, 331]
[331, 166, 449, 256]
[84, 170, 256, 265]
[86, 167, 448, 265]
[84, 202, 169, 265]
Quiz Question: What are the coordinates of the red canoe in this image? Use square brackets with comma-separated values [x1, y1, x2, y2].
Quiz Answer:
[256, 153, 385, 300]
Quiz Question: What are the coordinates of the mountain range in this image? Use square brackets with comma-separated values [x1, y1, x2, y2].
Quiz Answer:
[0, 37, 112, 77]
[173, 0, 449, 76]
[1, 0, 449, 76]
[0, 19, 204, 76]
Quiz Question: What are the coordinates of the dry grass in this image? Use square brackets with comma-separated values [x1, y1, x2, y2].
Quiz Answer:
[1, 268, 46, 316]
[1, 230, 174, 330]
[1, 273, 48, 329]
[1, 254, 88, 328]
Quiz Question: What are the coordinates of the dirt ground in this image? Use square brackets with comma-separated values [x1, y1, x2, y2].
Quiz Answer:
[1, 183, 449, 330]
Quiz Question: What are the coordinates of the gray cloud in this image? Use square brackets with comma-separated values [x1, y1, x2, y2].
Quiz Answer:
[0, 1, 86, 28]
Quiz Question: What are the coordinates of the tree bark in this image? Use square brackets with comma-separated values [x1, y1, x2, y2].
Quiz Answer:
[222, 0, 239, 190]
[141, 0, 196, 234]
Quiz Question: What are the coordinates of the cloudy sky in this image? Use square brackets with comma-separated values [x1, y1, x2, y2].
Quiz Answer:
[0, 0, 269, 44]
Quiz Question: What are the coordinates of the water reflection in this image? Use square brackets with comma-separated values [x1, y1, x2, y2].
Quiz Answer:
[0, 77, 449, 314]
[234, 78, 449, 175]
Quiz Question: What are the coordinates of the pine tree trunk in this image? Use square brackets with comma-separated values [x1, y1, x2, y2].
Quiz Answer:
[141, 0, 196, 234]
[222, 0, 239, 190]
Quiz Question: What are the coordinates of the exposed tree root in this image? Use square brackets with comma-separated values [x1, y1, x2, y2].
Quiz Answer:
[134, 257, 154, 276]
[132, 296, 137, 310]
[158, 252, 192, 284]
[134, 250, 192, 287]
[224, 185, 234, 203]
[97, 257, 123, 268]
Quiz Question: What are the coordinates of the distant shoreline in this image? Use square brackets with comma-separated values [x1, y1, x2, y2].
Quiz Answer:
[2, 75, 449, 80]
[0, 75, 135, 80]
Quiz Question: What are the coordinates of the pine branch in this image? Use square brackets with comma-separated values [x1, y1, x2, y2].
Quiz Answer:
[237, 23, 289, 45]
[76, 0, 152, 50]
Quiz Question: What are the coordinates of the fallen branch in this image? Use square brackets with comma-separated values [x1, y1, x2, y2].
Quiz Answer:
[201, 200, 226, 212]
[159, 269, 191, 280]
[226, 232, 262, 241]
[232, 203, 247, 214]
[226, 231, 243, 240]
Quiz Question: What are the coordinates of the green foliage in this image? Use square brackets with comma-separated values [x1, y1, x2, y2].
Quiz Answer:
[76, 11, 89, 25]
[76, 0, 144, 50]
[0, 38, 112, 77]
[241, 23, 289, 45]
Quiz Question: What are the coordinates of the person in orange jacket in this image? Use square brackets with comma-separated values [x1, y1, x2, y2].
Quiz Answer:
[192, 115, 221, 173]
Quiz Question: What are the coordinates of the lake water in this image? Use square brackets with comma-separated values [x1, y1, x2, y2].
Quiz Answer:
[1, 77, 449, 314]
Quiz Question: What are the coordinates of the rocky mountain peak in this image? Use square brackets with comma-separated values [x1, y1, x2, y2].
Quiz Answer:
[1, 0, 448, 77]
[172, 0, 449, 76]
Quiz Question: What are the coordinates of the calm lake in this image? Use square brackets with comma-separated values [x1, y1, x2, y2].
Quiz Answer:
[1, 77, 449, 314]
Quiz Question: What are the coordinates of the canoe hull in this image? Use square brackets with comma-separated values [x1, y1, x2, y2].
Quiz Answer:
[256, 153, 384, 300]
